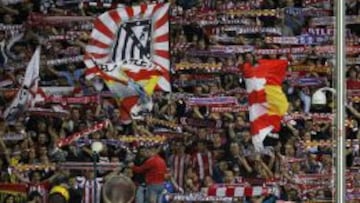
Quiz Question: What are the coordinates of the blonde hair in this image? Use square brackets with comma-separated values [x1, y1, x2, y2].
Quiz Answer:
[102, 174, 136, 203]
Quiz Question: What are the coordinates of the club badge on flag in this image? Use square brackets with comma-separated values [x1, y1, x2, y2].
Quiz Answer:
[84, 3, 170, 122]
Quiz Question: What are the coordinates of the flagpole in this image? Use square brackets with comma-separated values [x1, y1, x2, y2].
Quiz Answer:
[335, 0, 346, 202]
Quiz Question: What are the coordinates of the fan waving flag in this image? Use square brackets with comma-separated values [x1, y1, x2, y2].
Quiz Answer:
[84, 3, 170, 122]
[3, 47, 40, 123]
[242, 59, 289, 151]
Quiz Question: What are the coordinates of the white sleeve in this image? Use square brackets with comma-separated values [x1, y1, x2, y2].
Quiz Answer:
[76, 176, 86, 188]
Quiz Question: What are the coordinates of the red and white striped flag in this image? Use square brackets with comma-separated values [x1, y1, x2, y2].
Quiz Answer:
[242, 59, 289, 151]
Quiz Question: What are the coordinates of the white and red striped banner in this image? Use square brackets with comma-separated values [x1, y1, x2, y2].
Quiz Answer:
[303, 0, 330, 6]
[311, 16, 360, 26]
[56, 120, 110, 147]
[206, 185, 279, 197]
[43, 95, 101, 105]
[186, 96, 238, 107]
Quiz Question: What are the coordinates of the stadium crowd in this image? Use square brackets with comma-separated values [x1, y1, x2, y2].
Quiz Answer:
[0, 0, 360, 202]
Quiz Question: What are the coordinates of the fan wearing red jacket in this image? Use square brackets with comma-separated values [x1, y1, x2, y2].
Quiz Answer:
[130, 145, 167, 203]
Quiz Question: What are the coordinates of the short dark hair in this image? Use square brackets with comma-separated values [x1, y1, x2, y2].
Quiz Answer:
[28, 191, 42, 200]
[48, 193, 67, 203]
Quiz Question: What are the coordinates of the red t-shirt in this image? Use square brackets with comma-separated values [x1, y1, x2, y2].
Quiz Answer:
[132, 155, 167, 185]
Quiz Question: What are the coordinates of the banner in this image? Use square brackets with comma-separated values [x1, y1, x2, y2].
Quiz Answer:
[119, 135, 167, 143]
[185, 45, 360, 56]
[302, 0, 330, 6]
[206, 184, 279, 197]
[13, 163, 56, 172]
[224, 26, 282, 35]
[187, 97, 238, 107]
[347, 57, 360, 65]
[256, 46, 360, 55]
[43, 95, 101, 105]
[0, 79, 13, 88]
[76, 137, 170, 149]
[211, 105, 248, 113]
[305, 28, 337, 36]
[165, 193, 234, 202]
[57, 46, 82, 56]
[289, 65, 331, 73]
[0, 183, 27, 199]
[145, 116, 179, 131]
[174, 62, 222, 72]
[171, 88, 247, 99]
[180, 117, 223, 128]
[311, 16, 360, 26]
[209, 45, 255, 53]
[283, 112, 334, 122]
[173, 78, 218, 88]
[47, 31, 87, 41]
[81, 0, 122, 8]
[347, 80, 360, 90]
[284, 7, 332, 17]
[290, 77, 327, 87]
[40, 86, 75, 95]
[172, 42, 194, 53]
[316, 45, 360, 55]
[27, 107, 70, 117]
[0, 24, 24, 31]
[13, 162, 123, 171]
[265, 35, 332, 45]
[27, 13, 94, 26]
[58, 162, 122, 171]
[1, 133, 26, 141]
[301, 139, 360, 148]
[5, 55, 84, 71]
[227, 9, 277, 17]
[76, 138, 124, 148]
[46, 55, 84, 66]
[199, 18, 253, 26]
[348, 90, 360, 96]
[56, 120, 110, 147]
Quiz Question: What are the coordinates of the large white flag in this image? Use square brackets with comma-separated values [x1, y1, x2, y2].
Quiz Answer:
[83, 3, 170, 122]
[3, 46, 41, 123]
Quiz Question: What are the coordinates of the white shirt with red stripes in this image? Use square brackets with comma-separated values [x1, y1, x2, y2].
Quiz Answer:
[28, 182, 50, 203]
[192, 151, 213, 180]
[76, 176, 104, 203]
[170, 153, 190, 189]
